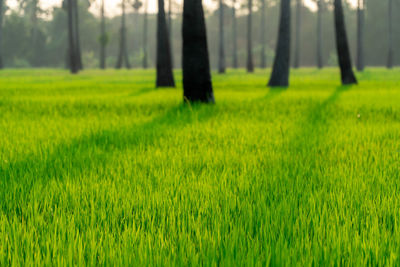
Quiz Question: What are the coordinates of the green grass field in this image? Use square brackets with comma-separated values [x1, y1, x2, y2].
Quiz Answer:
[0, 68, 399, 265]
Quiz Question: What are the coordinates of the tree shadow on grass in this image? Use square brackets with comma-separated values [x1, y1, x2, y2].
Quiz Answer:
[0, 103, 216, 213]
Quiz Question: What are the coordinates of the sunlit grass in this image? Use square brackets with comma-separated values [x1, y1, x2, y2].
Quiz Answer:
[0, 68, 400, 265]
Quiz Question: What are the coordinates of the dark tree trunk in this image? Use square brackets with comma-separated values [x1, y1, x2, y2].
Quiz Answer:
[116, 0, 131, 69]
[100, 0, 106, 69]
[334, 0, 357, 85]
[143, 0, 148, 69]
[168, 0, 174, 68]
[246, 0, 254, 72]
[0, 0, 3, 69]
[157, 0, 175, 87]
[260, 0, 266, 69]
[387, 0, 394, 69]
[316, 0, 323, 69]
[356, 0, 364, 71]
[182, 0, 214, 103]
[67, 0, 79, 74]
[293, 0, 301, 68]
[218, 0, 225, 73]
[72, 0, 83, 70]
[268, 0, 291, 87]
[231, 0, 238, 68]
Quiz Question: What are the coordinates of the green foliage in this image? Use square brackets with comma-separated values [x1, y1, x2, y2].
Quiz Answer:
[0, 69, 400, 265]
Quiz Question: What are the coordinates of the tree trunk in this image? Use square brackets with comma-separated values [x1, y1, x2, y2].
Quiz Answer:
[116, 0, 131, 69]
[0, 0, 3, 69]
[246, 0, 254, 72]
[218, 0, 226, 73]
[268, 0, 291, 87]
[73, 0, 83, 70]
[168, 0, 174, 68]
[260, 0, 266, 69]
[316, 0, 323, 69]
[334, 0, 357, 85]
[157, 0, 175, 87]
[356, 0, 364, 71]
[231, 0, 238, 68]
[143, 0, 148, 69]
[100, 0, 106, 69]
[293, 0, 301, 68]
[387, 0, 393, 69]
[182, 0, 214, 103]
[67, 0, 79, 73]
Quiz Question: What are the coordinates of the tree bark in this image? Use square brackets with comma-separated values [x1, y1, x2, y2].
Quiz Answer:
[168, 0, 174, 68]
[268, 0, 291, 87]
[231, 0, 238, 68]
[246, 0, 254, 72]
[316, 0, 323, 69]
[293, 0, 301, 68]
[67, 0, 79, 73]
[143, 0, 148, 69]
[387, 0, 393, 69]
[260, 0, 266, 69]
[100, 0, 106, 69]
[116, 0, 131, 69]
[0, 0, 3, 69]
[334, 0, 357, 85]
[218, 0, 226, 73]
[356, 0, 364, 71]
[157, 0, 175, 87]
[72, 0, 83, 70]
[182, 0, 214, 103]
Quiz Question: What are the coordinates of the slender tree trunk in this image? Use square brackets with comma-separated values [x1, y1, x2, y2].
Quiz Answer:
[157, 0, 175, 87]
[316, 0, 323, 69]
[387, 0, 394, 69]
[73, 0, 83, 70]
[182, 0, 214, 103]
[334, 0, 357, 85]
[116, 0, 131, 69]
[293, 0, 301, 68]
[168, 0, 174, 68]
[67, 0, 79, 73]
[246, 0, 254, 72]
[232, 0, 238, 68]
[100, 0, 106, 69]
[260, 0, 266, 69]
[356, 0, 364, 71]
[31, 0, 39, 66]
[218, 0, 226, 73]
[143, 0, 148, 69]
[268, 0, 291, 87]
[0, 0, 3, 69]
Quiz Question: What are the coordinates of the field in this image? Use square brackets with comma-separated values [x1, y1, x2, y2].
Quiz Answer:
[0, 68, 399, 265]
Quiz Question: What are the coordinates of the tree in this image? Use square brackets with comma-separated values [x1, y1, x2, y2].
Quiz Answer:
[182, 0, 214, 103]
[333, 0, 357, 85]
[0, 0, 3, 69]
[293, 0, 301, 68]
[99, 0, 108, 69]
[72, 0, 83, 70]
[387, 0, 393, 68]
[67, 0, 79, 73]
[231, 0, 238, 68]
[316, 0, 323, 69]
[268, 0, 291, 87]
[218, 0, 226, 73]
[116, 0, 131, 69]
[246, 0, 254, 72]
[356, 0, 364, 71]
[142, 0, 148, 68]
[259, 0, 266, 69]
[157, 0, 175, 87]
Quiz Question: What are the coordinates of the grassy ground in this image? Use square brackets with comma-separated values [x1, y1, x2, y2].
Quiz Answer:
[0, 68, 399, 265]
